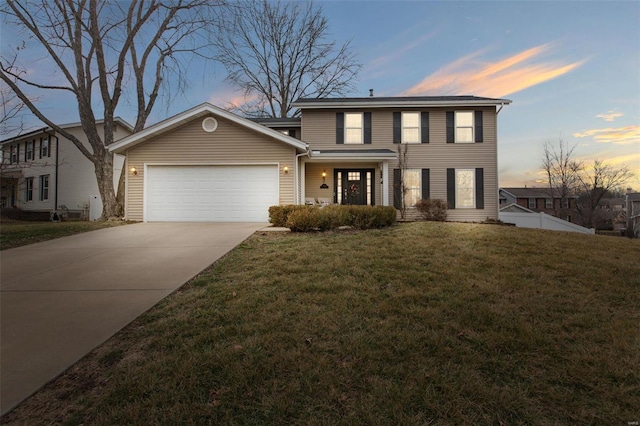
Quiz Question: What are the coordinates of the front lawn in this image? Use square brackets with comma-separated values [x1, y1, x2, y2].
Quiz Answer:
[2, 222, 639, 425]
[0, 219, 129, 250]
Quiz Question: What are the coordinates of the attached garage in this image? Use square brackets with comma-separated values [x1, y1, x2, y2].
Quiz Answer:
[145, 165, 279, 222]
[108, 103, 308, 222]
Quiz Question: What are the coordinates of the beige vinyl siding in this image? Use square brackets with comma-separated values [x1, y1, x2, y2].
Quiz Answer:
[125, 115, 297, 221]
[302, 107, 499, 220]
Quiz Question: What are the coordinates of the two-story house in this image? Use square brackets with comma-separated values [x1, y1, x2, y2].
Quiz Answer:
[499, 187, 577, 222]
[1, 119, 132, 219]
[109, 96, 511, 222]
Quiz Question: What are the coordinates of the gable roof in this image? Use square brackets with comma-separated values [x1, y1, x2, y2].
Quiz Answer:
[500, 187, 578, 199]
[500, 203, 535, 213]
[109, 103, 308, 154]
[0, 117, 133, 146]
[292, 95, 512, 109]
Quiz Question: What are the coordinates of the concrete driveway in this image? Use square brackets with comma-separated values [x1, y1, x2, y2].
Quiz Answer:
[0, 222, 266, 416]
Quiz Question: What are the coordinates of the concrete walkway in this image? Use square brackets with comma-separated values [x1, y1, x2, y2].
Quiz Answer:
[0, 222, 266, 416]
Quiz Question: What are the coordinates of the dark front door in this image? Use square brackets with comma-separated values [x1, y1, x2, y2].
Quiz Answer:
[335, 169, 375, 205]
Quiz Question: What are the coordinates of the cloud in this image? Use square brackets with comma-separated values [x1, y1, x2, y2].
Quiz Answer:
[572, 125, 640, 145]
[595, 111, 623, 122]
[403, 42, 587, 98]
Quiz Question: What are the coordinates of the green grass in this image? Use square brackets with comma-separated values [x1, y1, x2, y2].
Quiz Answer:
[0, 219, 129, 250]
[2, 222, 639, 425]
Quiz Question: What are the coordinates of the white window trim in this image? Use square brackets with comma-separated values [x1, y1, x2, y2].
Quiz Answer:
[528, 198, 536, 209]
[545, 198, 552, 209]
[455, 111, 474, 143]
[40, 175, 50, 201]
[344, 112, 364, 144]
[25, 177, 34, 202]
[26, 140, 35, 161]
[455, 169, 475, 209]
[401, 112, 420, 144]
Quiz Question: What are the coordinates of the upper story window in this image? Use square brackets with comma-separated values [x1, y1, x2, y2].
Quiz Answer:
[402, 112, 420, 144]
[545, 198, 553, 209]
[446, 111, 483, 143]
[344, 112, 363, 144]
[10, 145, 18, 164]
[40, 137, 50, 158]
[528, 198, 536, 209]
[25, 140, 35, 161]
[337, 112, 371, 144]
[455, 111, 473, 143]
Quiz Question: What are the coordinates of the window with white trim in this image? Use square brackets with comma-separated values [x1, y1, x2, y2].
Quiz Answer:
[402, 112, 420, 144]
[40, 137, 50, 158]
[456, 169, 475, 208]
[404, 169, 421, 207]
[26, 140, 35, 161]
[10, 145, 18, 164]
[344, 113, 363, 144]
[528, 198, 536, 209]
[455, 111, 473, 143]
[40, 175, 49, 201]
[545, 198, 552, 209]
[25, 177, 34, 202]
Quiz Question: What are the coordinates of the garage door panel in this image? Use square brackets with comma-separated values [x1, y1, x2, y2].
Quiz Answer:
[146, 165, 278, 222]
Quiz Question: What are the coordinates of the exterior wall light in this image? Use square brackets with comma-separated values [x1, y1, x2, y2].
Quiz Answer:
[283, 166, 289, 174]
[130, 167, 138, 176]
[320, 170, 329, 188]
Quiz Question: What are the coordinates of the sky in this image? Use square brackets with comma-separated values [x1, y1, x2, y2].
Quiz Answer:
[2, 1, 639, 189]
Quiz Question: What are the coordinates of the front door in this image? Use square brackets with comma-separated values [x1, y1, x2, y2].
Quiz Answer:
[335, 169, 375, 205]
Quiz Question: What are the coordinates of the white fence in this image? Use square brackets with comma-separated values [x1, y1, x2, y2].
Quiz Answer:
[499, 211, 595, 234]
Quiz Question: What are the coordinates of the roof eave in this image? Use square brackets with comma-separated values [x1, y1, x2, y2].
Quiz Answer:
[292, 99, 512, 109]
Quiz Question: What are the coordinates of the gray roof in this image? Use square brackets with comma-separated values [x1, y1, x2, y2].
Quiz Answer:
[500, 187, 578, 198]
[292, 95, 512, 108]
[249, 117, 301, 127]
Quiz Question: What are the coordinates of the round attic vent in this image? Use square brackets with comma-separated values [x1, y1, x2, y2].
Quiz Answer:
[202, 117, 218, 133]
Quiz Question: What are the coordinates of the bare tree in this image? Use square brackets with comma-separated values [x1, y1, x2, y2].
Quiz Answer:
[213, 0, 361, 118]
[1, 80, 30, 137]
[396, 144, 409, 219]
[574, 160, 634, 228]
[542, 138, 582, 218]
[1, 0, 223, 218]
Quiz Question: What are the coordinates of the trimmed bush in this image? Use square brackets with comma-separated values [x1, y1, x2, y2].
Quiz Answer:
[415, 199, 448, 222]
[277, 204, 397, 232]
[268, 205, 310, 227]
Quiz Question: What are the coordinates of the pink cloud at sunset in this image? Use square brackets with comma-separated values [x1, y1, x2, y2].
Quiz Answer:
[596, 111, 624, 122]
[572, 125, 640, 145]
[403, 43, 586, 98]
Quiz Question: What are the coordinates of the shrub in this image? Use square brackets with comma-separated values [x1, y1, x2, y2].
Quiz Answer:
[415, 199, 448, 222]
[278, 204, 397, 232]
[268, 205, 310, 227]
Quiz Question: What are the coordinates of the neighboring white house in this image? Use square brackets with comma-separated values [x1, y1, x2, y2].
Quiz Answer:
[499, 203, 595, 234]
[1, 119, 132, 219]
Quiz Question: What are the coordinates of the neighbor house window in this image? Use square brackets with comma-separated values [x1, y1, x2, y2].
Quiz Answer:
[456, 169, 475, 208]
[40, 175, 49, 201]
[25, 177, 34, 202]
[404, 169, 421, 207]
[545, 198, 553, 209]
[562, 198, 569, 209]
[26, 140, 35, 161]
[402, 112, 420, 144]
[528, 198, 536, 209]
[455, 111, 473, 143]
[344, 112, 363, 144]
[10, 145, 18, 164]
[40, 137, 50, 158]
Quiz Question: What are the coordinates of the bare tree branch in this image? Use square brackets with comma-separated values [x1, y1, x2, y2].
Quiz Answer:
[214, 0, 361, 118]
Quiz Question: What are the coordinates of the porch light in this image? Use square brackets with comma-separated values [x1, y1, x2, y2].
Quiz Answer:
[283, 166, 289, 174]
[130, 167, 138, 176]
[320, 170, 329, 189]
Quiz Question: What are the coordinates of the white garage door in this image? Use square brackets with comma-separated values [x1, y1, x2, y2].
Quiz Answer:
[146, 165, 278, 222]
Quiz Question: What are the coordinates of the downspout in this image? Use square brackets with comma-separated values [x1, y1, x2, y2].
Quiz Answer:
[294, 147, 310, 204]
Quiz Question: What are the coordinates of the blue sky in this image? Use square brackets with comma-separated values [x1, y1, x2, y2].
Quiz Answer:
[3, 1, 639, 188]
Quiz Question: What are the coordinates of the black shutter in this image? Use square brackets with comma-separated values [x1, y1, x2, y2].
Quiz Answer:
[446, 111, 454, 143]
[364, 112, 372, 144]
[447, 168, 455, 208]
[421, 112, 429, 143]
[421, 168, 430, 200]
[393, 168, 401, 209]
[24, 142, 27, 161]
[475, 111, 483, 143]
[336, 113, 344, 144]
[475, 168, 484, 209]
[393, 112, 401, 144]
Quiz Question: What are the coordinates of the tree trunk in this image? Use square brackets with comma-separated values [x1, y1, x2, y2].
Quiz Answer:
[93, 147, 122, 219]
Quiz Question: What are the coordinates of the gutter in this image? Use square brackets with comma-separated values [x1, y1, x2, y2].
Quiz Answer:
[294, 147, 311, 204]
